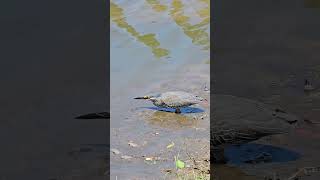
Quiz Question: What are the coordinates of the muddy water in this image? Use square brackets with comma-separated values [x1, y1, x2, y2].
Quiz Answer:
[213, 0, 320, 179]
[110, 0, 210, 179]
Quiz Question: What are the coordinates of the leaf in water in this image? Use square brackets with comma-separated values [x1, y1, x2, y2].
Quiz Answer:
[175, 157, 185, 169]
[176, 159, 185, 169]
[167, 142, 175, 149]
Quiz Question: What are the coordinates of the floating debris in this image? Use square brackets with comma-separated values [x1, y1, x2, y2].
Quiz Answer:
[145, 157, 153, 161]
[163, 169, 173, 173]
[110, 148, 121, 155]
[128, 141, 139, 147]
[121, 155, 133, 160]
[167, 142, 175, 149]
[145, 156, 160, 161]
[152, 132, 160, 136]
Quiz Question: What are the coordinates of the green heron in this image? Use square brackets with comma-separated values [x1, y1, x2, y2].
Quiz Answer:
[134, 91, 207, 113]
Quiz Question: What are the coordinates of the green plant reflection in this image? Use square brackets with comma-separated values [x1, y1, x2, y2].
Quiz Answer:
[170, 0, 210, 50]
[110, 1, 170, 58]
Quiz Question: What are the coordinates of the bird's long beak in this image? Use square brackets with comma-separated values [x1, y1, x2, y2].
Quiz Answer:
[134, 96, 149, 99]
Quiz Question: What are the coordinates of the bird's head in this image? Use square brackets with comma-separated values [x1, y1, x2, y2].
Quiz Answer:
[134, 95, 152, 100]
[134, 93, 159, 100]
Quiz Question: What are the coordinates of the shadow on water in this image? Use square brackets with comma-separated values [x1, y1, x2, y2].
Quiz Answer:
[141, 110, 200, 129]
[141, 106, 204, 113]
[224, 143, 301, 165]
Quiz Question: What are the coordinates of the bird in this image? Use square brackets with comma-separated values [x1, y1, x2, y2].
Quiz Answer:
[211, 94, 301, 163]
[134, 91, 207, 113]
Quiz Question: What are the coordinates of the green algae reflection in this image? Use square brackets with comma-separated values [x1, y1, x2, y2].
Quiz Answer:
[170, 0, 210, 50]
[146, 0, 168, 12]
[110, 1, 170, 58]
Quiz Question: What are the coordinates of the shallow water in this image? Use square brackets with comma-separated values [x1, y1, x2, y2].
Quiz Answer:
[213, 0, 320, 179]
[110, 0, 210, 178]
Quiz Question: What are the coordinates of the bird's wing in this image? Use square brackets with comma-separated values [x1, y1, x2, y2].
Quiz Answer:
[160, 92, 197, 107]
[162, 95, 192, 107]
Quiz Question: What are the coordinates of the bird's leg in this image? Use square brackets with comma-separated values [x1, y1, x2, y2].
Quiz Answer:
[175, 108, 181, 114]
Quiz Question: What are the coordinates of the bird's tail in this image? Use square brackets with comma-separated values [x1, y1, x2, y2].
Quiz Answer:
[75, 112, 110, 119]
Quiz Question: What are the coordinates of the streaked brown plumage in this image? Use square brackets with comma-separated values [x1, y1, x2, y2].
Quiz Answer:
[134, 91, 207, 113]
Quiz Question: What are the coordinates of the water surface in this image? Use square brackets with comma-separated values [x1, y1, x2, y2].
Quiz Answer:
[110, 0, 210, 178]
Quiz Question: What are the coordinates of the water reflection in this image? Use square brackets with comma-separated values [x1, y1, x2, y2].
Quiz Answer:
[145, 0, 168, 12]
[110, 1, 170, 58]
[169, 0, 210, 50]
[144, 0, 210, 51]
[144, 111, 198, 129]
[225, 143, 301, 165]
